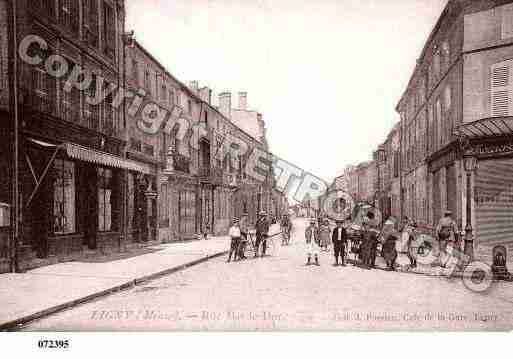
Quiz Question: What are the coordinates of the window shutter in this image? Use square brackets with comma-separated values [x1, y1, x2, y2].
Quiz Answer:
[43, 0, 55, 18]
[84, 0, 99, 47]
[436, 99, 442, 148]
[103, 3, 116, 58]
[491, 60, 513, 117]
[71, 0, 79, 34]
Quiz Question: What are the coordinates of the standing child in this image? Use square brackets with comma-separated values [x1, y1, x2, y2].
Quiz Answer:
[305, 219, 320, 266]
[227, 218, 241, 262]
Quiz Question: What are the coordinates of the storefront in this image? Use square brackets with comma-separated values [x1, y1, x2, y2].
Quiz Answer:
[458, 117, 513, 250]
[22, 138, 149, 261]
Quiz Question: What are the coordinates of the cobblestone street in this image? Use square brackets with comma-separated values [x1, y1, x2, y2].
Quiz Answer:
[24, 219, 513, 331]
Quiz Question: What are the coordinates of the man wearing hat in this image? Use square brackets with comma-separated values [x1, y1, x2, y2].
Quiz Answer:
[227, 217, 241, 262]
[436, 210, 459, 268]
[305, 219, 320, 265]
[255, 211, 270, 257]
[331, 219, 347, 266]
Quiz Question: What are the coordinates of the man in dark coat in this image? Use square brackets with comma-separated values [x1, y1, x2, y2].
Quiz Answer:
[382, 234, 398, 270]
[360, 220, 378, 269]
[255, 211, 270, 257]
[332, 220, 347, 266]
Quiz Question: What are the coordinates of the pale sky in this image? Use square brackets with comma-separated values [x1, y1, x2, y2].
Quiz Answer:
[126, 0, 448, 183]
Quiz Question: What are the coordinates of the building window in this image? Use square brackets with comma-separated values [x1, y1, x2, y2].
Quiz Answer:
[161, 84, 167, 102]
[98, 168, 113, 232]
[144, 69, 151, 91]
[444, 86, 451, 111]
[187, 99, 192, 115]
[53, 159, 76, 234]
[60, 0, 79, 33]
[501, 4, 513, 39]
[83, 0, 99, 47]
[131, 59, 139, 85]
[61, 60, 80, 123]
[103, 1, 116, 59]
[127, 173, 134, 230]
[0, 203, 10, 227]
[433, 50, 441, 80]
[102, 83, 115, 135]
[442, 41, 450, 67]
[37, 0, 56, 18]
[444, 86, 452, 143]
[84, 73, 100, 130]
[436, 99, 442, 148]
[491, 60, 513, 117]
[32, 67, 53, 114]
[169, 89, 175, 106]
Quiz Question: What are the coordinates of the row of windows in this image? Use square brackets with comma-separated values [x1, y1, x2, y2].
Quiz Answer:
[402, 84, 452, 171]
[129, 59, 194, 116]
[30, 64, 118, 136]
[406, 40, 451, 121]
[35, 0, 116, 60]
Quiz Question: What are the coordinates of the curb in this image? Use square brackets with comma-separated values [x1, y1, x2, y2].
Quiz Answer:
[0, 250, 228, 332]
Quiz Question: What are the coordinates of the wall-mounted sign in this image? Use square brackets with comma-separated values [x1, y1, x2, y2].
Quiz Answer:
[468, 142, 513, 157]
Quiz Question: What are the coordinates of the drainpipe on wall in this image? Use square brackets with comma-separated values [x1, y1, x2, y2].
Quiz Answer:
[8, 0, 20, 273]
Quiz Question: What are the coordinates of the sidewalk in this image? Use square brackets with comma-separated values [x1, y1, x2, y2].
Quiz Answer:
[350, 252, 513, 279]
[0, 223, 282, 331]
[0, 236, 230, 331]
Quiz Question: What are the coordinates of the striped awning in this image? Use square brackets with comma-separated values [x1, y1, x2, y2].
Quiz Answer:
[64, 143, 151, 174]
[458, 117, 513, 139]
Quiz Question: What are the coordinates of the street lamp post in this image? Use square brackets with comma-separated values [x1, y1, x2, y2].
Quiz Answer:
[463, 156, 478, 261]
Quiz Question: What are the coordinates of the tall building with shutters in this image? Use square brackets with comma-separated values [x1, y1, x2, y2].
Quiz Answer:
[397, 0, 513, 254]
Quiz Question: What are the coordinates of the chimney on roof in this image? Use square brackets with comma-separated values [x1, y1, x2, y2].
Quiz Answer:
[238, 91, 247, 110]
[199, 87, 212, 105]
[219, 92, 231, 119]
[189, 81, 199, 93]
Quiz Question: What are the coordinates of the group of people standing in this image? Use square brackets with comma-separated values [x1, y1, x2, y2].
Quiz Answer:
[303, 208, 461, 271]
[227, 211, 270, 262]
[304, 219, 351, 266]
[304, 218, 379, 268]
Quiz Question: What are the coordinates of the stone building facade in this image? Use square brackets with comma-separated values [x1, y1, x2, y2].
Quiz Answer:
[397, 0, 513, 253]
[0, 3, 284, 273]
[0, 0, 130, 272]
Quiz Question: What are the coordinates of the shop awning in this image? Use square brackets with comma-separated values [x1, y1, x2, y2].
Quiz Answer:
[64, 143, 151, 174]
[458, 117, 513, 139]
